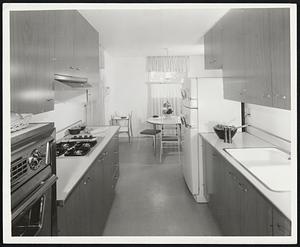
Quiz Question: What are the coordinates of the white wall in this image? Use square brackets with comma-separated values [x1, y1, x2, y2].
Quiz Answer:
[245, 103, 291, 141]
[104, 52, 148, 136]
[30, 82, 86, 139]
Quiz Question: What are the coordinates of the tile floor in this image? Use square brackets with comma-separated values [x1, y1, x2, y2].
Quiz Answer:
[103, 137, 222, 236]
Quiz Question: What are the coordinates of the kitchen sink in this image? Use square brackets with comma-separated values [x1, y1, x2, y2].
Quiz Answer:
[224, 147, 291, 192]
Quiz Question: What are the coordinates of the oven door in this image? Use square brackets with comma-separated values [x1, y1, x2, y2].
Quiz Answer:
[12, 174, 57, 236]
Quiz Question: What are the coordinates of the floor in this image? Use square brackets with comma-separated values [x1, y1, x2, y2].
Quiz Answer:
[103, 137, 222, 236]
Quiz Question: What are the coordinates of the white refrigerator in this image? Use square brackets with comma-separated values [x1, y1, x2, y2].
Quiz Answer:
[180, 77, 241, 202]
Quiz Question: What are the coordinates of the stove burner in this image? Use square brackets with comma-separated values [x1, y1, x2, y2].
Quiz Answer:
[56, 139, 97, 157]
[72, 135, 94, 140]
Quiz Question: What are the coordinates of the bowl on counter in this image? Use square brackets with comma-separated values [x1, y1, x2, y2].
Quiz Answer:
[213, 124, 237, 140]
[68, 127, 81, 135]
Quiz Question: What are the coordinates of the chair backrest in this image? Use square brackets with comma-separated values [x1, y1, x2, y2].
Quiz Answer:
[161, 124, 179, 137]
[111, 112, 133, 131]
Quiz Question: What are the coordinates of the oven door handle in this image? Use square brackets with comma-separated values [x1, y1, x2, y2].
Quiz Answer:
[12, 174, 57, 221]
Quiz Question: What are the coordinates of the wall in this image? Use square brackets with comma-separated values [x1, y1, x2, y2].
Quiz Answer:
[30, 82, 86, 139]
[104, 52, 148, 136]
[245, 104, 291, 141]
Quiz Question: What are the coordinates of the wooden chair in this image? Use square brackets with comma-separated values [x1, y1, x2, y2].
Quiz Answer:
[159, 123, 181, 163]
[111, 112, 133, 143]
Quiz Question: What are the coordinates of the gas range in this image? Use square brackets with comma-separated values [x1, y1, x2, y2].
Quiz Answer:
[56, 134, 99, 157]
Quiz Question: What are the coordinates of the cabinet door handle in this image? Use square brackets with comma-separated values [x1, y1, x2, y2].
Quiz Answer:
[46, 99, 54, 102]
[76, 67, 80, 71]
[69, 66, 74, 69]
[282, 95, 287, 100]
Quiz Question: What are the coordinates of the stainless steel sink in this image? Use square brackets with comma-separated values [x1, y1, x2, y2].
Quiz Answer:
[224, 147, 291, 192]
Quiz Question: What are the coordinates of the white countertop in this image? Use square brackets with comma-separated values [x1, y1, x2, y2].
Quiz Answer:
[199, 132, 291, 220]
[56, 126, 119, 205]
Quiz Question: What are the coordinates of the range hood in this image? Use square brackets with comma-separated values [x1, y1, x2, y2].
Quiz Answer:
[54, 74, 92, 88]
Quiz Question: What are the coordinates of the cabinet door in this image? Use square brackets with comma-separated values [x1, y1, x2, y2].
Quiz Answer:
[73, 11, 92, 78]
[211, 21, 223, 69]
[103, 144, 115, 218]
[239, 175, 273, 236]
[273, 208, 291, 236]
[244, 9, 273, 106]
[204, 29, 213, 69]
[206, 143, 227, 232]
[223, 163, 242, 236]
[53, 10, 75, 76]
[269, 8, 291, 110]
[10, 11, 55, 114]
[222, 9, 246, 102]
[89, 156, 106, 235]
[57, 173, 91, 236]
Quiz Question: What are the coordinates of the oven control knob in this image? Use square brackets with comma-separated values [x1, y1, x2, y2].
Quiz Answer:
[32, 149, 41, 158]
[28, 149, 42, 170]
[28, 157, 39, 170]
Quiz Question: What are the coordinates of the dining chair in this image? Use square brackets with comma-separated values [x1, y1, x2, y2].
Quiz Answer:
[139, 128, 161, 154]
[159, 123, 181, 163]
[111, 111, 133, 143]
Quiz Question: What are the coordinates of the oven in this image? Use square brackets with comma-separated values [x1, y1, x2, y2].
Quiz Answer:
[11, 123, 57, 236]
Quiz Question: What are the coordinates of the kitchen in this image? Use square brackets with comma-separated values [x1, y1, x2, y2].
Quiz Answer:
[3, 3, 297, 245]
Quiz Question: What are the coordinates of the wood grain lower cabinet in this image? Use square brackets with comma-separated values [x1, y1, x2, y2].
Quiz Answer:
[57, 169, 93, 236]
[57, 135, 119, 236]
[10, 11, 55, 114]
[203, 140, 289, 236]
[272, 208, 291, 236]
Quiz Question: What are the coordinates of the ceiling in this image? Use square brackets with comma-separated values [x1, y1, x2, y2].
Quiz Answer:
[79, 7, 229, 57]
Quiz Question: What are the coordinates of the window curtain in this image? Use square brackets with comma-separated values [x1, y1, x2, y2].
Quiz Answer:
[146, 56, 189, 117]
[146, 56, 189, 73]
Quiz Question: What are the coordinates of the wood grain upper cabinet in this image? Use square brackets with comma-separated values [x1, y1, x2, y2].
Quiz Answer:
[211, 21, 223, 69]
[204, 29, 213, 69]
[73, 11, 91, 78]
[222, 9, 246, 102]
[244, 9, 273, 107]
[204, 21, 223, 70]
[54, 10, 99, 82]
[269, 9, 291, 110]
[10, 11, 55, 114]
[53, 10, 75, 76]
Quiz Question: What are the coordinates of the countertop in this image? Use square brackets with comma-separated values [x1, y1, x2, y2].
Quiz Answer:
[199, 132, 291, 220]
[56, 126, 119, 206]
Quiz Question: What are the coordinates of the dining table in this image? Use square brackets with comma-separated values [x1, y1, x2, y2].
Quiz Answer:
[146, 115, 181, 126]
[147, 115, 182, 138]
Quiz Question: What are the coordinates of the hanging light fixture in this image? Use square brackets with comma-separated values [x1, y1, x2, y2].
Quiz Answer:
[164, 47, 172, 79]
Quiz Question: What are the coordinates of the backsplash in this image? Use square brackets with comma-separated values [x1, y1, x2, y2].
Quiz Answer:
[30, 93, 86, 140]
[245, 103, 291, 152]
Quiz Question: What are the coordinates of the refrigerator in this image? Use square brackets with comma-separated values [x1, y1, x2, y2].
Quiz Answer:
[180, 77, 241, 202]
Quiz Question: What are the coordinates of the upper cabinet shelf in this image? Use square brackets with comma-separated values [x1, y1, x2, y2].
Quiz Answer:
[204, 8, 291, 110]
[10, 10, 100, 114]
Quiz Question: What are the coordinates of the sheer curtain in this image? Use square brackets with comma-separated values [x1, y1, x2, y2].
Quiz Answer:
[146, 56, 189, 117]
[147, 84, 182, 116]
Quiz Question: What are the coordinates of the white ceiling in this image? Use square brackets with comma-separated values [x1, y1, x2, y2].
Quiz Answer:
[79, 7, 229, 57]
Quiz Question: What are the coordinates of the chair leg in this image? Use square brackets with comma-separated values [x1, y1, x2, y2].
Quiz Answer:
[160, 140, 163, 163]
[128, 131, 131, 143]
[153, 135, 156, 155]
